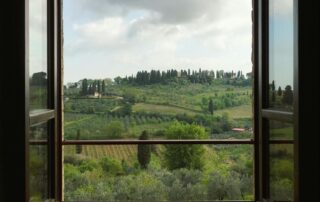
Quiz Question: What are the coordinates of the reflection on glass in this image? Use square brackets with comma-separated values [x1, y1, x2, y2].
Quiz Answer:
[269, 120, 293, 140]
[29, 0, 48, 111]
[29, 123, 48, 201]
[64, 144, 253, 201]
[269, 0, 294, 111]
[270, 144, 293, 201]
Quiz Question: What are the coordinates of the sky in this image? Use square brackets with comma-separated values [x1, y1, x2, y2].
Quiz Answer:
[29, 0, 47, 77]
[63, 0, 253, 83]
[269, 0, 294, 89]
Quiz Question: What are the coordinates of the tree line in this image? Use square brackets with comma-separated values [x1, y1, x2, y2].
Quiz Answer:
[270, 80, 294, 106]
[77, 69, 252, 96]
[80, 79, 106, 96]
[115, 69, 250, 85]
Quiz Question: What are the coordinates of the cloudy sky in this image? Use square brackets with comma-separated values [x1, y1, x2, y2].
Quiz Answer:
[63, 0, 253, 83]
[269, 0, 294, 88]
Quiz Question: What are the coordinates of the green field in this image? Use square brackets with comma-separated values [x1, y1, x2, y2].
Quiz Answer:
[63, 75, 259, 201]
[64, 80, 253, 140]
[133, 103, 201, 116]
[215, 104, 252, 119]
[65, 145, 137, 163]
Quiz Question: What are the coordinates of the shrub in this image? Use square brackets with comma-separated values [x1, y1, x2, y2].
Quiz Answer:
[207, 171, 241, 200]
[100, 157, 123, 175]
[104, 120, 124, 138]
[137, 131, 151, 169]
[164, 122, 208, 170]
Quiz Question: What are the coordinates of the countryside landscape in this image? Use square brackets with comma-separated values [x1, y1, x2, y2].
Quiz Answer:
[59, 69, 293, 201]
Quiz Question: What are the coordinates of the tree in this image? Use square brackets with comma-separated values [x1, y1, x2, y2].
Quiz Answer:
[164, 122, 208, 170]
[137, 131, 151, 169]
[105, 121, 124, 138]
[31, 72, 47, 85]
[207, 171, 241, 200]
[201, 97, 209, 112]
[282, 85, 293, 105]
[122, 103, 132, 116]
[271, 80, 276, 91]
[271, 80, 276, 102]
[272, 91, 276, 103]
[208, 98, 214, 115]
[75, 130, 82, 154]
[114, 76, 122, 85]
[102, 80, 106, 95]
[123, 91, 136, 104]
[97, 80, 101, 93]
[277, 86, 282, 96]
[81, 79, 88, 95]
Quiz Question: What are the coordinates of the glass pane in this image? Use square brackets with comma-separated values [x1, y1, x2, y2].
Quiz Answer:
[269, 144, 294, 201]
[64, 144, 253, 201]
[63, 0, 253, 140]
[29, 123, 48, 201]
[269, 120, 293, 140]
[269, 0, 294, 111]
[29, 0, 48, 111]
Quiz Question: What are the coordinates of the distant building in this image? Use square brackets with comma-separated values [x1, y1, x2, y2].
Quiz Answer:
[88, 92, 102, 98]
[232, 128, 246, 132]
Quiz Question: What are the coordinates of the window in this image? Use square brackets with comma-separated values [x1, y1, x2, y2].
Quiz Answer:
[258, 0, 296, 201]
[3, 0, 320, 201]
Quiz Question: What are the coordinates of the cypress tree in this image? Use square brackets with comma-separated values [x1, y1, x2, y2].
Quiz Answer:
[277, 86, 282, 96]
[208, 98, 214, 115]
[102, 80, 106, 94]
[137, 130, 151, 169]
[81, 79, 88, 95]
[75, 130, 82, 154]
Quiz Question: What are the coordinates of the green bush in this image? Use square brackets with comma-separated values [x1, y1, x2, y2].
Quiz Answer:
[79, 159, 99, 173]
[100, 157, 123, 175]
[164, 122, 208, 170]
[207, 171, 241, 200]
[104, 120, 124, 138]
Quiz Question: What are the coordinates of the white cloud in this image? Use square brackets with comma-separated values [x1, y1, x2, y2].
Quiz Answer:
[63, 0, 252, 82]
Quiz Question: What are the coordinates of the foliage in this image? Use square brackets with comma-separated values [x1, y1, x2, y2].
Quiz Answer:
[114, 68, 251, 86]
[63, 143, 256, 201]
[30, 72, 47, 85]
[99, 157, 123, 175]
[282, 85, 293, 105]
[208, 98, 214, 115]
[207, 171, 241, 200]
[79, 159, 99, 173]
[104, 121, 124, 138]
[62, 69, 257, 201]
[164, 122, 208, 170]
[137, 131, 151, 169]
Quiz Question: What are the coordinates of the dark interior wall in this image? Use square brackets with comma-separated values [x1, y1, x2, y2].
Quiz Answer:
[297, 1, 320, 201]
[0, 1, 27, 201]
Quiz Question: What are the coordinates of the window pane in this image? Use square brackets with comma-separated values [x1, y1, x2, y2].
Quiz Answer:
[64, 144, 253, 201]
[29, 123, 48, 201]
[268, 0, 294, 111]
[29, 0, 48, 111]
[63, 0, 253, 140]
[269, 120, 293, 140]
[269, 144, 293, 201]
